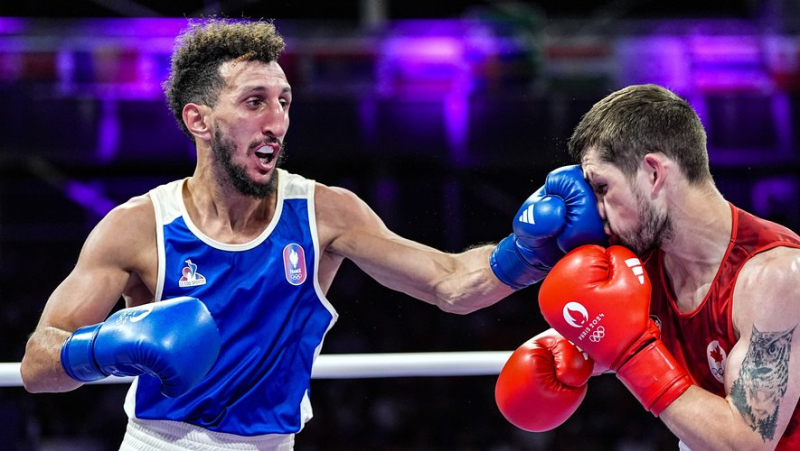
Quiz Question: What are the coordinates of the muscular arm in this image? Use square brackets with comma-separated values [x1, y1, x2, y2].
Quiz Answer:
[316, 184, 513, 314]
[660, 247, 800, 450]
[20, 196, 156, 393]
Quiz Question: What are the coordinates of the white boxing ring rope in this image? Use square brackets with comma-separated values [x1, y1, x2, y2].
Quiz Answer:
[0, 351, 513, 387]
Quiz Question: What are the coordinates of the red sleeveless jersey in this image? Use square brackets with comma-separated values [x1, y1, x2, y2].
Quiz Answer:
[644, 203, 800, 449]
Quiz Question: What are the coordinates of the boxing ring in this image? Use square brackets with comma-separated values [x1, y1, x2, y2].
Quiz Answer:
[0, 351, 512, 386]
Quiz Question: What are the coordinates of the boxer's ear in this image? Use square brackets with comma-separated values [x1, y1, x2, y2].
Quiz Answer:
[184, 103, 212, 142]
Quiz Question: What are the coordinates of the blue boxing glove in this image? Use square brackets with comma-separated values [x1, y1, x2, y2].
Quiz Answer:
[490, 165, 607, 289]
[60, 297, 221, 398]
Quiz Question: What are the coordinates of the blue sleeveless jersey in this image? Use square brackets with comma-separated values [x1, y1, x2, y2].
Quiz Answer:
[124, 169, 338, 436]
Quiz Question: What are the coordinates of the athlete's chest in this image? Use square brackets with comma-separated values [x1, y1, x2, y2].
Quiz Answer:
[672, 282, 713, 314]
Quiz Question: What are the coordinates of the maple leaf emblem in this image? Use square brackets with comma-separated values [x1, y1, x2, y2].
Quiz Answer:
[709, 345, 724, 363]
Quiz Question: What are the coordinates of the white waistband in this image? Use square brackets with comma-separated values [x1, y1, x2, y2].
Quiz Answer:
[119, 418, 295, 451]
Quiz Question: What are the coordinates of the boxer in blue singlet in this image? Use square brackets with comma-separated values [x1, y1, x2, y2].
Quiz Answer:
[20, 18, 607, 450]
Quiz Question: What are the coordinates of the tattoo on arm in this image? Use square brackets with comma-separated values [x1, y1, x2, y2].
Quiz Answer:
[730, 325, 795, 442]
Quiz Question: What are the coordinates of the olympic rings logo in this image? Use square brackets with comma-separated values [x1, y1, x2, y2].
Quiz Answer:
[589, 326, 605, 343]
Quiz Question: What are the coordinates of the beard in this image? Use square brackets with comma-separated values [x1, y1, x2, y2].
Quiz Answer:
[617, 182, 673, 255]
[211, 128, 286, 199]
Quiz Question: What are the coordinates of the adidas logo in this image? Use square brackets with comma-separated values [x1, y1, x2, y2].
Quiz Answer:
[625, 257, 646, 285]
[518, 205, 535, 224]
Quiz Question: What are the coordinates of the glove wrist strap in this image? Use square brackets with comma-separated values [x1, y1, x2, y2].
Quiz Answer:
[60, 323, 107, 382]
[615, 339, 693, 416]
[490, 234, 548, 290]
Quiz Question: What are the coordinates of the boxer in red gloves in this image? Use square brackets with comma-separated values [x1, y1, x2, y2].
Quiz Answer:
[534, 84, 800, 450]
[495, 328, 594, 432]
[539, 245, 691, 416]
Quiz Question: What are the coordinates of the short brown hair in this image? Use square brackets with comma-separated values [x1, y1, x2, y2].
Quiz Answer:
[567, 84, 711, 184]
[164, 17, 286, 137]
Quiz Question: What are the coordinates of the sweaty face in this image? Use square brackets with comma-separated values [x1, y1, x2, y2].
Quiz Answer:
[211, 127, 285, 198]
[583, 149, 672, 255]
[207, 60, 291, 199]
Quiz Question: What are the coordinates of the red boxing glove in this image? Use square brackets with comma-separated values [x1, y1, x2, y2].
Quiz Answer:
[538, 245, 692, 416]
[495, 329, 594, 432]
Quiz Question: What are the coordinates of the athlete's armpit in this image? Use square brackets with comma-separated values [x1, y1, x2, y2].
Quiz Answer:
[730, 325, 795, 441]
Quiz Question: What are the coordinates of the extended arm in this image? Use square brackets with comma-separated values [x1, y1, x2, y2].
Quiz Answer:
[317, 165, 606, 314]
[317, 184, 510, 314]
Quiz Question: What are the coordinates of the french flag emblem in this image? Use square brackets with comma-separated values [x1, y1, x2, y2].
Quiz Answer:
[283, 243, 307, 286]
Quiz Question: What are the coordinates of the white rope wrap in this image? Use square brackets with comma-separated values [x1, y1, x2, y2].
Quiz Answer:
[0, 351, 512, 387]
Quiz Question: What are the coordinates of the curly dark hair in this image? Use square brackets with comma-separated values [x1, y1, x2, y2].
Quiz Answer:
[164, 17, 286, 138]
[567, 84, 711, 184]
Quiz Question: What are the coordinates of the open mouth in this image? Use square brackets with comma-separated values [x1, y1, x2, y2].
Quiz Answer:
[254, 145, 276, 165]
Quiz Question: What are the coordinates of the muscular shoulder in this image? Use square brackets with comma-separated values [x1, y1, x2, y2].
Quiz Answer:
[314, 182, 389, 252]
[80, 194, 156, 269]
[107, 193, 154, 227]
[733, 246, 800, 334]
[315, 183, 384, 229]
